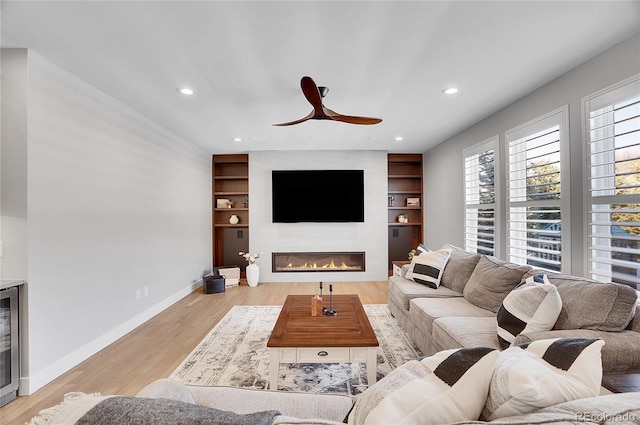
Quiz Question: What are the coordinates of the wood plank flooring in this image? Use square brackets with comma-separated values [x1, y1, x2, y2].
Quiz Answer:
[1, 281, 388, 425]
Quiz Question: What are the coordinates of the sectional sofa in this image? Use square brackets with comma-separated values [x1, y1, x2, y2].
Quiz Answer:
[388, 248, 640, 373]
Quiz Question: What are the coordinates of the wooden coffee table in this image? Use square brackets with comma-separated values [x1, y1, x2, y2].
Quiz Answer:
[267, 294, 379, 390]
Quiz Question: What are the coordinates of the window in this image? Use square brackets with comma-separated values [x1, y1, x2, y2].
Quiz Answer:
[464, 136, 498, 256]
[584, 75, 640, 289]
[506, 107, 569, 272]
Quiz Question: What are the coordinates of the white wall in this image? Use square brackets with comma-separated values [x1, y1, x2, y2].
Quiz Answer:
[249, 150, 388, 282]
[423, 34, 640, 276]
[1, 49, 28, 280]
[6, 50, 212, 394]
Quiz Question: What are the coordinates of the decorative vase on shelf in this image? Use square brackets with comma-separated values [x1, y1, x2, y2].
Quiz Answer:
[246, 263, 259, 287]
[229, 214, 239, 225]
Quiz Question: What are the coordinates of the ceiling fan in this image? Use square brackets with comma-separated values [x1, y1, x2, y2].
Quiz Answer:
[273, 76, 382, 126]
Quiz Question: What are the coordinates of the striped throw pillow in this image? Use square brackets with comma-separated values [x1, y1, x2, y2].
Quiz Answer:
[405, 248, 452, 288]
[482, 338, 604, 420]
[496, 275, 562, 349]
[349, 347, 499, 425]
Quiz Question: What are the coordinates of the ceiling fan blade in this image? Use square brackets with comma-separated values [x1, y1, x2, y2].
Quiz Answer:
[323, 107, 382, 125]
[272, 110, 315, 126]
[300, 76, 324, 116]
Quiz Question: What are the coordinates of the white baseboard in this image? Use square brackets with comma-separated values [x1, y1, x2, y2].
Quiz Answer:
[20, 279, 202, 395]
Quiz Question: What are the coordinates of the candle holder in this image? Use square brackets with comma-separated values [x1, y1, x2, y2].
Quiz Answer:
[324, 283, 338, 316]
[319, 282, 328, 313]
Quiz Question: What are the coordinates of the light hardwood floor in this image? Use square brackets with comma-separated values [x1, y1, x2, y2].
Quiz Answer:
[1, 281, 388, 425]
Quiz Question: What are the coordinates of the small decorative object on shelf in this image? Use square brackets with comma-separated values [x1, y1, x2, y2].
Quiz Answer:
[243, 197, 249, 208]
[407, 197, 420, 207]
[397, 214, 408, 223]
[388, 195, 395, 207]
[229, 214, 239, 225]
[217, 198, 231, 208]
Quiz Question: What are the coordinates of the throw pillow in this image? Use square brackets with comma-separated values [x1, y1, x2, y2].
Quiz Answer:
[463, 256, 531, 313]
[496, 275, 563, 349]
[348, 347, 499, 425]
[440, 250, 482, 293]
[405, 248, 452, 288]
[545, 274, 637, 331]
[482, 337, 604, 421]
[416, 243, 430, 254]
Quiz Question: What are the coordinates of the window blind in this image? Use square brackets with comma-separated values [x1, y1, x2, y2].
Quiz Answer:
[586, 75, 640, 288]
[506, 108, 567, 272]
[464, 137, 496, 256]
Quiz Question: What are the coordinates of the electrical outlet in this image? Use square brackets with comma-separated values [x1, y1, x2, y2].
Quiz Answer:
[136, 289, 142, 300]
[144, 286, 149, 296]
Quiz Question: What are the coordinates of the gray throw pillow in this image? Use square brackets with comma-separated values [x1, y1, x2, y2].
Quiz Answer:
[546, 274, 637, 331]
[463, 256, 531, 313]
[440, 251, 482, 293]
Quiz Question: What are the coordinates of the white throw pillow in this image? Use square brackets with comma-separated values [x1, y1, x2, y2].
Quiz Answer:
[496, 275, 562, 349]
[348, 347, 499, 425]
[482, 337, 604, 421]
[405, 248, 452, 288]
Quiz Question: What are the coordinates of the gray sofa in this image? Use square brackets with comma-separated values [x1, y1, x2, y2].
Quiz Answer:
[32, 378, 638, 424]
[388, 250, 640, 373]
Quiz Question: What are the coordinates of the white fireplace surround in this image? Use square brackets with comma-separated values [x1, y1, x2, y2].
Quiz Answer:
[249, 150, 388, 282]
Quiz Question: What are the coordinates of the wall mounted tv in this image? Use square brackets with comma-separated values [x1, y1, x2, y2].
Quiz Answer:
[272, 170, 364, 223]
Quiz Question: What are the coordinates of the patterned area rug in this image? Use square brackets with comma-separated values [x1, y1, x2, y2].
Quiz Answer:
[170, 304, 421, 395]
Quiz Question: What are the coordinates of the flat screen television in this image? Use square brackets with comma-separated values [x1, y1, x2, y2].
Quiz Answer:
[272, 170, 364, 223]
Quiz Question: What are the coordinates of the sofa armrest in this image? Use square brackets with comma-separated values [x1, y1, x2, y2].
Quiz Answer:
[136, 378, 196, 404]
[185, 385, 353, 423]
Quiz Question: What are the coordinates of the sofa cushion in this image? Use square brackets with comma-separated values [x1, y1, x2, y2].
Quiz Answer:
[482, 338, 604, 421]
[432, 317, 501, 350]
[546, 274, 637, 331]
[440, 250, 482, 293]
[512, 328, 640, 373]
[388, 276, 462, 311]
[348, 347, 499, 425]
[496, 275, 562, 349]
[463, 256, 531, 313]
[410, 297, 495, 337]
[405, 248, 452, 288]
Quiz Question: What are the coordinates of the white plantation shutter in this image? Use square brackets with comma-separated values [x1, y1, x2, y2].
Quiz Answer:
[464, 136, 497, 255]
[506, 107, 569, 272]
[585, 75, 640, 289]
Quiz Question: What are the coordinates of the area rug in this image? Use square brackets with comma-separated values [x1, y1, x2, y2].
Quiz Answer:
[170, 304, 422, 395]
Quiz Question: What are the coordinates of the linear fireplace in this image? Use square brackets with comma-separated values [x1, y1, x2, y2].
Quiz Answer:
[272, 252, 365, 272]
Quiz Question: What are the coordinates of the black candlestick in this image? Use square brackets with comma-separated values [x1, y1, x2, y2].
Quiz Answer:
[324, 283, 337, 316]
[319, 282, 327, 313]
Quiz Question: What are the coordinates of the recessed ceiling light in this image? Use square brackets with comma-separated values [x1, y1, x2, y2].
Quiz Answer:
[395, 136, 404, 141]
[232, 137, 242, 142]
[177, 87, 195, 95]
[442, 87, 458, 95]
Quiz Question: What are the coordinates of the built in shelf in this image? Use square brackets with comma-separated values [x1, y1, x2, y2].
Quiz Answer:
[388, 207, 421, 210]
[214, 191, 249, 196]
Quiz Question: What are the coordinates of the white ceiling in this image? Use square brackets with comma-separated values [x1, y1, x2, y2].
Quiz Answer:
[2, 1, 639, 154]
